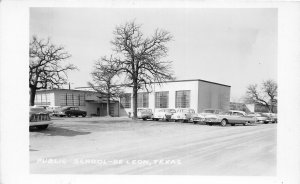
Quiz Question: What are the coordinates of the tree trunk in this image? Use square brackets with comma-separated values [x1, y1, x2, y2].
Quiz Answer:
[29, 87, 36, 106]
[132, 82, 138, 119]
[107, 96, 111, 117]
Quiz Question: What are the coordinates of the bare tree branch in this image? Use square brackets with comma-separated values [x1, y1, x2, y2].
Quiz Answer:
[29, 36, 77, 106]
[109, 20, 175, 118]
[244, 80, 277, 112]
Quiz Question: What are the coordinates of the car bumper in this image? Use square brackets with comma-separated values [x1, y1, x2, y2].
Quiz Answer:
[30, 121, 53, 126]
[205, 119, 221, 123]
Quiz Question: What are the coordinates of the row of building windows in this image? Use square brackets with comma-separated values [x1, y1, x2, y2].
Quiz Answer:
[120, 90, 191, 109]
[59, 93, 86, 106]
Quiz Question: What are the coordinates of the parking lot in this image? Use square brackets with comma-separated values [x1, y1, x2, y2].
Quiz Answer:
[30, 117, 276, 175]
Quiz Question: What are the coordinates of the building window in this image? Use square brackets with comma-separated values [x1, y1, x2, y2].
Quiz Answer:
[60, 93, 85, 106]
[175, 90, 191, 108]
[34, 93, 50, 106]
[120, 93, 131, 108]
[137, 92, 149, 108]
[155, 91, 169, 108]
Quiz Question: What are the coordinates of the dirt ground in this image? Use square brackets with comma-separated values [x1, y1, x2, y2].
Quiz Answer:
[30, 117, 276, 175]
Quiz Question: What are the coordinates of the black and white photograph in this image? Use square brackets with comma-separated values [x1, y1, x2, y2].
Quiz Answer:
[1, 1, 300, 184]
[28, 8, 278, 175]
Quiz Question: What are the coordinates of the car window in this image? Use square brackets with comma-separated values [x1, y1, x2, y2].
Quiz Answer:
[220, 111, 231, 115]
[169, 109, 176, 113]
[204, 110, 214, 113]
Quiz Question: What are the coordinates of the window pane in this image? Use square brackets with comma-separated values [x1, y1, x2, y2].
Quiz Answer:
[120, 93, 131, 108]
[175, 90, 191, 108]
[155, 91, 169, 108]
[137, 92, 149, 108]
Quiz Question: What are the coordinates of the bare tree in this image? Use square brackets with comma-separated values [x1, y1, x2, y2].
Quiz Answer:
[29, 36, 77, 106]
[110, 21, 175, 119]
[88, 56, 123, 116]
[245, 79, 277, 112]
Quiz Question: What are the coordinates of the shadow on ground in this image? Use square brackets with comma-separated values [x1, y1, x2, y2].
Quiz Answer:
[30, 126, 91, 137]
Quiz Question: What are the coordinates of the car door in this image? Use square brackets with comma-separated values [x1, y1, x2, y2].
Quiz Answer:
[74, 107, 80, 115]
[229, 112, 240, 123]
[234, 112, 246, 123]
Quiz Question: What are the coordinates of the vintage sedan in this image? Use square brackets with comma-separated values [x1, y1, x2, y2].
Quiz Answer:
[134, 108, 153, 120]
[153, 108, 176, 121]
[262, 113, 277, 123]
[171, 108, 197, 123]
[248, 112, 276, 124]
[192, 109, 221, 124]
[204, 110, 256, 126]
[29, 106, 53, 130]
[53, 106, 87, 117]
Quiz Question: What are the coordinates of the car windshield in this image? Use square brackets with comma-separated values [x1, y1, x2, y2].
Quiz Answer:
[220, 111, 231, 115]
[61, 107, 70, 111]
[203, 109, 218, 114]
[139, 109, 151, 113]
[30, 107, 46, 113]
[167, 109, 176, 113]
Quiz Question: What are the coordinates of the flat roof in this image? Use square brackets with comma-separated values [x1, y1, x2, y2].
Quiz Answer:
[155, 79, 231, 87]
[75, 79, 230, 89]
[36, 88, 97, 93]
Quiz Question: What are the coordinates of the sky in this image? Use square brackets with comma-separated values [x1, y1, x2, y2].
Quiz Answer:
[30, 8, 277, 102]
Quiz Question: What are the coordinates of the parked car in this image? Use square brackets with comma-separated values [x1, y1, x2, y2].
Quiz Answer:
[248, 112, 276, 124]
[29, 106, 52, 130]
[262, 113, 277, 123]
[204, 110, 256, 126]
[153, 108, 176, 121]
[171, 108, 197, 123]
[53, 106, 87, 117]
[192, 109, 221, 124]
[265, 113, 277, 123]
[130, 108, 153, 120]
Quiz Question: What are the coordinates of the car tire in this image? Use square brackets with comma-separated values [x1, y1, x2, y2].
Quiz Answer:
[193, 121, 198, 124]
[142, 118, 147, 121]
[244, 121, 250, 126]
[82, 114, 86, 117]
[231, 124, 235, 126]
[208, 123, 213, 126]
[220, 119, 227, 126]
[264, 121, 269, 124]
[36, 125, 48, 130]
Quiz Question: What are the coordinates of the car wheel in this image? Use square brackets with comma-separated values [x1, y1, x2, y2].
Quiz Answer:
[244, 121, 250, 126]
[193, 121, 198, 124]
[82, 114, 86, 117]
[36, 125, 48, 130]
[220, 119, 227, 126]
[142, 118, 147, 121]
[264, 121, 269, 124]
[208, 123, 213, 126]
[75, 115, 78, 117]
[231, 124, 235, 126]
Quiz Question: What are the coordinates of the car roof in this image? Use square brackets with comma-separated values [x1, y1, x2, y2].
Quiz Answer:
[229, 110, 246, 113]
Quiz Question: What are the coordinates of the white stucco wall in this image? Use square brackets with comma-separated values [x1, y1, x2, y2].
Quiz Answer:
[120, 80, 199, 115]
